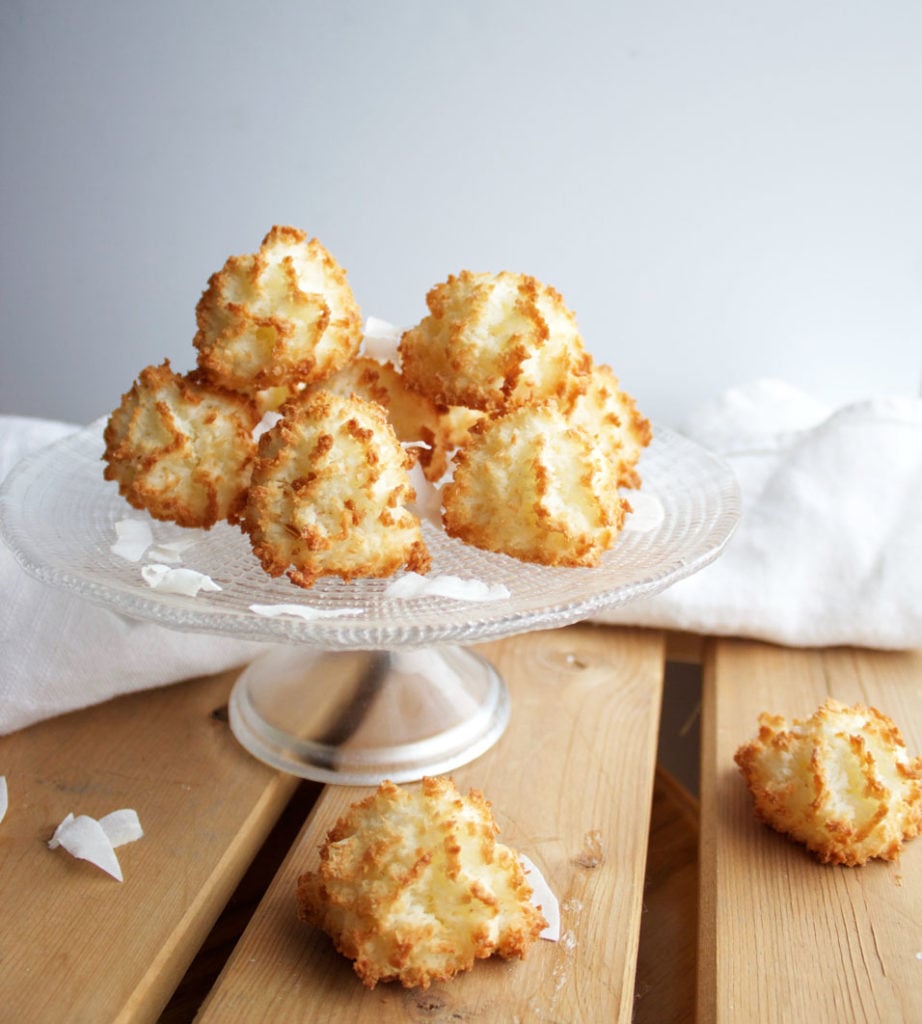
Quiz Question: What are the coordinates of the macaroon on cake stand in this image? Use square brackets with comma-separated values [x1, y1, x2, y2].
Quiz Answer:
[0, 419, 740, 784]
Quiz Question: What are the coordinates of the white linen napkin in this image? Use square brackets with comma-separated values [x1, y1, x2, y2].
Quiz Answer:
[0, 416, 268, 735]
[596, 379, 922, 649]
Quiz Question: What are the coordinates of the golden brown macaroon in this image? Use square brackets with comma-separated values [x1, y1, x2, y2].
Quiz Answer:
[734, 698, 922, 866]
[297, 776, 547, 989]
[194, 225, 362, 393]
[399, 270, 592, 413]
[252, 382, 304, 415]
[442, 403, 631, 568]
[303, 356, 451, 483]
[439, 403, 486, 451]
[568, 362, 652, 489]
[243, 391, 431, 588]
[102, 360, 260, 529]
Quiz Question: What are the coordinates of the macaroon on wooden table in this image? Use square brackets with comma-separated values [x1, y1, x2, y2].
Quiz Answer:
[1, 625, 919, 1022]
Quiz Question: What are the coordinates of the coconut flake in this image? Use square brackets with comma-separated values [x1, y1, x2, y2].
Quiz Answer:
[0, 776, 7, 825]
[111, 519, 154, 562]
[407, 463, 443, 527]
[48, 813, 124, 881]
[98, 808, 144, 847]
[146, 536, 198, 564]
[520, 854, 560, 941]
[254, 409, 283, 441]
[622, 491, 665, 533]
[385, 572, 510, 602]
[249, 603, 364, 621]
[47, 811, 74, 849]
[362, 316, 403, 362]
[141, 563, 222, 596]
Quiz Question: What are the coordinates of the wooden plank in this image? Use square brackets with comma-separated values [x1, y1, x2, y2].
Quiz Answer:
[196, 625, 667, 1023]
[0, 667, 300, 1024]
[699, 640, 922, 1023]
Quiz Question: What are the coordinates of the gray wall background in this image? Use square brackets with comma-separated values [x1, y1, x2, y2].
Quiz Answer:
[2, 1, 921, 429]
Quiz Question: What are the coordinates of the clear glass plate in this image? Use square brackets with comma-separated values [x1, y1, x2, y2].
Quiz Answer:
[0, 418, 740, 649]
[0, 418, 739, 783]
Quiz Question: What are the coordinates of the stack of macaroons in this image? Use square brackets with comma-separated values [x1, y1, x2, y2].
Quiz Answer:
[102, 226, 651, 587]
[401, 269, 652, 568]
[103, 226, 436, 587]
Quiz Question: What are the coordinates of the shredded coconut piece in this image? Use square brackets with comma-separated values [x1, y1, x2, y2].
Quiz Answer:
[48, 808, 144, 881]
[147, 536, 198, 564]
[519, 854, 560, 941]
[622, 492, 665, 533]
[141, 563, 221, 596]
[249, 603, 364, 621]
[98, 808, 144, 847]
[385, 572, 510, 602]
[47, 811, 74, 848]
[49, 814, 124, 880]
[362, 316, 403, 362]
[112, 520, 202, 565]
[254, 409, 283, 440]
[111, 519, 154, 561]
[0, 776, 7, 825]
[407, 463, 443, 527]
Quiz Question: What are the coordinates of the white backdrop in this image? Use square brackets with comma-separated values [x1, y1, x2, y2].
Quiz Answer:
[2, 1, 920, 428]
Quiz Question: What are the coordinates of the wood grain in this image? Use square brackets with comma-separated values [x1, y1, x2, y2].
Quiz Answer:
[195, 625, 667, 1023]
[0, 668, 300, 1024]
[698, 640, 922, 1023]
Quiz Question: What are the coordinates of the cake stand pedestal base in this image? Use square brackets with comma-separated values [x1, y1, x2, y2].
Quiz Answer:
[228, 644, 510, 785]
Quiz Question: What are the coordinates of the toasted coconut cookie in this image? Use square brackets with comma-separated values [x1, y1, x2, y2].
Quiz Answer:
[734, 699, 922, 866]
[442, 404, 630, 567]
[252, 382, 304, 415]
[569, 363, 652, 489]
[304, 356, 451, 482]
[297, 777, 547, 989]
[103, 360, 259, 529]
[194, 225, 362, 392]
[399, 270, 591, 413]
[243, 391, 430, 588]
[439, 404, 486, 451]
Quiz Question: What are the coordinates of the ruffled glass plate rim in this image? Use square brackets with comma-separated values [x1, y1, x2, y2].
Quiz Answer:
[0, 418, 740, 649]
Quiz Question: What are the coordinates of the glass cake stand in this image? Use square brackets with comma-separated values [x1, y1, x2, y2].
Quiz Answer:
[0, 419, 740, 784]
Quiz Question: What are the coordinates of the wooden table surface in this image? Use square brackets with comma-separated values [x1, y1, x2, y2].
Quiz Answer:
[1, 625, 919, 1023]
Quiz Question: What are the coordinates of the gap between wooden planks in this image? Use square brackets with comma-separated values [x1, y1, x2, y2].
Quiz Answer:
[699, 640, 922, 1024]
[196, 625, 666, 1024]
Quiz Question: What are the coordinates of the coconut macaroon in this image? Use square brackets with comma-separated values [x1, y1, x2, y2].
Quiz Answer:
[242, 391, 431, 588]
[297, 776, 547, 989]
[399, 270, 592, 413]
[194, 225, 363, 393]
[439, 403, 486, 451]
[103, 360, 260, 529]
[442, 403, 631, 568]
[734, 698, 922, 866]
[303, 356, 451, 483]
[569, 362, 652, 489]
